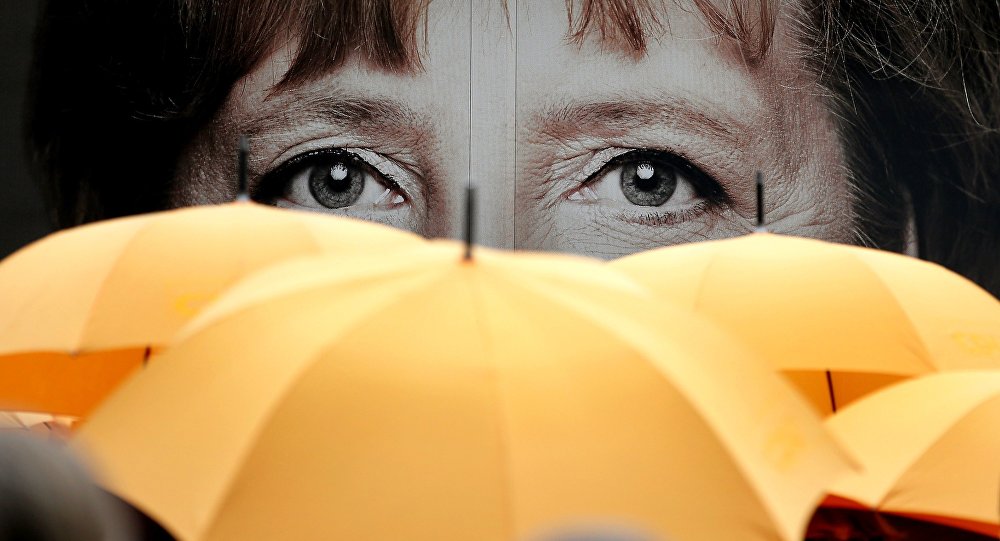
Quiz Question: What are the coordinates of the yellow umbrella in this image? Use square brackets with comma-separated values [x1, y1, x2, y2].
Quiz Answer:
[0, 202, 421, 416]
[610, 233, 1000, 415]
[824, 371, 1000, 538]
[76, 242, 851, 541]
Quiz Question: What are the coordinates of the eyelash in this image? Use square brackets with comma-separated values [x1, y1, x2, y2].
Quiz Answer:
[619, 203, 714, 226]
[253, 148, 403, 203]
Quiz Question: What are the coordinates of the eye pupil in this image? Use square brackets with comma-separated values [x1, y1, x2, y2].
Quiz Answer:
[620, 161, 677, 206]
[308, 159, 365, 208]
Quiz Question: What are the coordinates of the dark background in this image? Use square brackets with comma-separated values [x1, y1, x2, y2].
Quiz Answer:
[0, 1, 50, 259]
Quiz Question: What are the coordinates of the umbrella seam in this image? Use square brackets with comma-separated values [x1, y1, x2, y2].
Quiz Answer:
[690, 254, 718, 313]
[71, 219, 155, 353]
[846, 250, 936, 370]
[466, 267, 519, 541]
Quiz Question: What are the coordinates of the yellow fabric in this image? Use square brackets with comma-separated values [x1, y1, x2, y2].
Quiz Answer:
[826, 371, 1000, 536]
[0, 203, 421, 415]
[77, 242, 851, 541]
[611, 233, 1000, 414]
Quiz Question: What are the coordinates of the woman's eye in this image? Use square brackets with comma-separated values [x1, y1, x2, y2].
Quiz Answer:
[257, 149, 406, 211]
[567, 150, 725, 211]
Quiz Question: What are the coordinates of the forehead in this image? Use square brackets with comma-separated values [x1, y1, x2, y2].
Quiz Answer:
[236, 0, 783, 120]
[512, 3, 771, 119]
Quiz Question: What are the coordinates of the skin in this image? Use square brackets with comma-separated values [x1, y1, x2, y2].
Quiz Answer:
[174, 0, 854, 257]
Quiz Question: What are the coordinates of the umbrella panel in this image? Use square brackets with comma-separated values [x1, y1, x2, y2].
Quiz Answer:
[0, 349, 145, 416]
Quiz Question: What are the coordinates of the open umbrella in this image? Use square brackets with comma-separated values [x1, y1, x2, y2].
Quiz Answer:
[610, 233, 1000, 415]
[0, 202, 421, 417]
[77, 241, 850, 541]
[823, 371, 1000, 538]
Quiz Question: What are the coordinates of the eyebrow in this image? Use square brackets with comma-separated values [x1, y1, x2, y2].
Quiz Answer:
[531, 95, 750, 147]
[244, 92, 434, 150]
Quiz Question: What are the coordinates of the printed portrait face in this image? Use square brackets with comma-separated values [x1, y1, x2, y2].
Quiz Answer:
[172, 0, 854, 258]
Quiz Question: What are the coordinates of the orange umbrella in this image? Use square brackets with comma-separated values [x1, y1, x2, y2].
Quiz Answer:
[77, 242, 851, 541]
[610, 233, 1000, 415]
[0, 202, 421, 416]
[824, 371, 1000, 538]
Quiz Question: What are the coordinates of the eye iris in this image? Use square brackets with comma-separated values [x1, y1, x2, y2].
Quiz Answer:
[308, 160, 365, 209]
[620, 161, 677, 206]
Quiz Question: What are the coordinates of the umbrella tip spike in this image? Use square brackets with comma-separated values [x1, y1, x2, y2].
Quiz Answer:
[754, 171, 767, 233]
[236, 135, 250, 203]
[464, 185, 476, 261]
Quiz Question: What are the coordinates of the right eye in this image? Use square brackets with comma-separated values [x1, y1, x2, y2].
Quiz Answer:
[257, 148, 407, 211]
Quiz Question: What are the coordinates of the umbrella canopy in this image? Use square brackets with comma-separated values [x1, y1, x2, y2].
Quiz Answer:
[0, 203, 421, 416]
[76, 242, 851, 541]
[823, 371, 1000, 538]
[610, 233, 1000, 415]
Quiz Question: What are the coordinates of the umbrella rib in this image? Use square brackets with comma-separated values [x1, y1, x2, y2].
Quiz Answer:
[826, 370, 838, 413]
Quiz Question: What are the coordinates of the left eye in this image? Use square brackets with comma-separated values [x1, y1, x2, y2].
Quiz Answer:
[257, 148, 406, 211]
[568, 150, 724, 209]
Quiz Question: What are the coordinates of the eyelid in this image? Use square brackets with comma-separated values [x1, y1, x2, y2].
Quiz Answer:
[346, 148, 409, 185]
[571, 147, 633, 186]
[263, 147, 394, 182]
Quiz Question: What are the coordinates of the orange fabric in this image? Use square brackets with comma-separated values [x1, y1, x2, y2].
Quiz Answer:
[0, 349, 145, 416]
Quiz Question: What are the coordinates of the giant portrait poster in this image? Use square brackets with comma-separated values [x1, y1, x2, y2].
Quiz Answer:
[27, 0, 1000, 296]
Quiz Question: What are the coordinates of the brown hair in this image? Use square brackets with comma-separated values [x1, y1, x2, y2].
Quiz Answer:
[26, 0, 1000, 294]
[563, 0, 775, 61]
